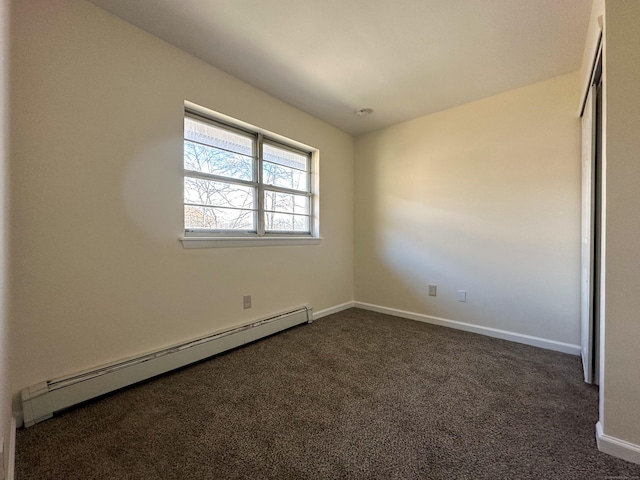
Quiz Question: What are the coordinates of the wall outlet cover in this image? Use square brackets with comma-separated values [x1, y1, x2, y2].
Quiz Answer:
[243, 295, 252, 309]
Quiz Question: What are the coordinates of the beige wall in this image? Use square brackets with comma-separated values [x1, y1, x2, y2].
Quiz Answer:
[600, 0, 640, 446]
[354, 72, 581, 345]
[1, 0, 10, 472]
[9, 0, 353, 415]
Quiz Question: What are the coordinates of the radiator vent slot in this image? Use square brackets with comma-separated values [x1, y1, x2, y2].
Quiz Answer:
[22, 306, 312, 427]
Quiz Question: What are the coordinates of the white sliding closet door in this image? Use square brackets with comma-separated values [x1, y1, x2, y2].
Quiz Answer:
[581, 84, 596, 384]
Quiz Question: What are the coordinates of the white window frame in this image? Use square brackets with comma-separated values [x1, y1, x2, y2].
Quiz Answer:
[180, 103, 320, 249]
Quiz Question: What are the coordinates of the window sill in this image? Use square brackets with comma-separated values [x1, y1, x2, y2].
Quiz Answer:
[181, 236, 322, 249]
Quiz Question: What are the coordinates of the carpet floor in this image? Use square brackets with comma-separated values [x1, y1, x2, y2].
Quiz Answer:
[15, 308, 640, 479]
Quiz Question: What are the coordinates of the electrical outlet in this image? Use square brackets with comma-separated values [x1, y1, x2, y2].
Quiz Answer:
[428, 284, 437, 296]
[243, 295, 252, 309]
[457, 290, 467, 302]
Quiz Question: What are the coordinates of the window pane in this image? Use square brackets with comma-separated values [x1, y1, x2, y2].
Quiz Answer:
[265, 212, 310, 232]
[184, 110, 316, 238]
[264, 190, 309, 215]
[185, 205, 255, 231]
[184, 141, 253, 181]
[185, 117, 254, 157]
[263, 161, 308, 191]
[263, 143, 308, 171]
[184, 177, 255, 209]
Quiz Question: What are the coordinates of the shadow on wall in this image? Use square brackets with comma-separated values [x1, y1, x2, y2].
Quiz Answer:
[362, 122, 578, 340]
[355, 72, 581, 345]
[378, 196, 569, 328]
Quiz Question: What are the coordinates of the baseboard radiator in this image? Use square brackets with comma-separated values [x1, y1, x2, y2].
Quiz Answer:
[21, 306, 312, 427]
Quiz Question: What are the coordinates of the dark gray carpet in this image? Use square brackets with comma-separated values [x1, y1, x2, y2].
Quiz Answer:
[16, 308, 640, 479]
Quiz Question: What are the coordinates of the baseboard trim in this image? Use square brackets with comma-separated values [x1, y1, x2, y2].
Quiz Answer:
[353, 302, 581, 355]
[313, 302, 355, 321]
[5, 416, 15, 480]
[596, 421, 640, 465]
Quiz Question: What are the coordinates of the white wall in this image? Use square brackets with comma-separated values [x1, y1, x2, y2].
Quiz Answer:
[354, 72, 581, 346]
[10, 0, 354, 417]
[599, 0, 640, 448]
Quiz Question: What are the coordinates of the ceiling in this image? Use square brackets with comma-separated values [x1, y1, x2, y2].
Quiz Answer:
[88, 0, 592, 136]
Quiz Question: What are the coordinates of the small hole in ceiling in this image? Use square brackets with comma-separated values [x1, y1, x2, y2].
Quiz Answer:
[355, 108, 374, 117]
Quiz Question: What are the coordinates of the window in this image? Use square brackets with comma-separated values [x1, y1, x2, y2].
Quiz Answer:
[183, 110, 317, 245]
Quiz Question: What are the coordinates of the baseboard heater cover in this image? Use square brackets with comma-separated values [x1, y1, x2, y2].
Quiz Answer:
[21, 306, 312, 427]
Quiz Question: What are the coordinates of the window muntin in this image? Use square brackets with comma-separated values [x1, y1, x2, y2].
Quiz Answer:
[264, 191, 310, 215]
[184, 205, 255, 231]
[184, 117, 253, 156]
[184, 178, 256, 209]
[184, 141, 254, 181]
[265, 213, 310, 233]
[184, 112, 314, 237]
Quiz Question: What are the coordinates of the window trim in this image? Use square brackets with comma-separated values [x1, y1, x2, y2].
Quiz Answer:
[180, 235, 322, 249]
[182, 103, 320, 248]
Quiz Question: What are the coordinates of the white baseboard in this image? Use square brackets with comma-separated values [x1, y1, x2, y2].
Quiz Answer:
[12, 414, 21, 431]
[596, 421, 640, 465]
[312, 302, 355, 321]
[353, 302, 581, 356]
[5, 417, 15, 480]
